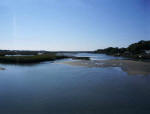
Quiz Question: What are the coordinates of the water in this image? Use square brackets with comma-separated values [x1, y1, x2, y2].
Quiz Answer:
[5, 55, 34, 56]
[61, 52, 125, 60]
[0, 53, 150, 114]
[74, 53, 125, 60]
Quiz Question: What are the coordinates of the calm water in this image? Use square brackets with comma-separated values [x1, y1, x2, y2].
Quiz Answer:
[74, 53, 125, 60]
[60, 52, 125, 60]
[0, 53, 150, 114]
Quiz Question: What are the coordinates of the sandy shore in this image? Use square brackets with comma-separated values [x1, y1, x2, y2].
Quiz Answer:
[62, 60, 150, 76]
[0, 67, 5, 70]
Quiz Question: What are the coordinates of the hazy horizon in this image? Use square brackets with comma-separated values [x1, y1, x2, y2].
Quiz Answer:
[0, 0, 149, 51]
[0, 39, 149, 52]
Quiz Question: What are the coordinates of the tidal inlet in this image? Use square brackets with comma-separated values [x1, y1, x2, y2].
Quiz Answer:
[0, 0, 150, 114]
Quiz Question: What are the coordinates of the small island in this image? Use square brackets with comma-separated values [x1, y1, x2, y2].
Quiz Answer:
[0, 51, 90, 64]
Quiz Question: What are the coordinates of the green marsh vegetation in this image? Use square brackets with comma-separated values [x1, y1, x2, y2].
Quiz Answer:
[0, 50, 90, 64]
[0, 53, 68, 64]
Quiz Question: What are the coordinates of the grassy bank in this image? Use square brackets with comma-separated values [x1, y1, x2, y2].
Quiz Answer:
[0, 53, 91, 64]
[0, 54, 68, 64]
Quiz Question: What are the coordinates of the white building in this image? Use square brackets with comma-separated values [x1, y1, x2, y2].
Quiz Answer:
[145, 50, 150, 54]
[38, 52, 43, 55]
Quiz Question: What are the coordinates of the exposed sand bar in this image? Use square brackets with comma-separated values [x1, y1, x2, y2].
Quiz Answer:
[62, 60, 150, 76]
[0, 67, 5, 70]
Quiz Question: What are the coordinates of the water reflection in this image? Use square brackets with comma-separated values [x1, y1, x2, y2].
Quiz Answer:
[0, 53, 150, 114]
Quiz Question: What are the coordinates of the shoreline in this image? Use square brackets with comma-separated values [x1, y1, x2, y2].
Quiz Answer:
[0, 55, 89, 65]
[94, 40, 150, 60]
[62, 59, 150, 76]
[0, 67, 5, 70]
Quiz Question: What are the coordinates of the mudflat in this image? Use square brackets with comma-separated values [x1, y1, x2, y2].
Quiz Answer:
[0, 67, 5, 70]
[63, 60, 150, 76]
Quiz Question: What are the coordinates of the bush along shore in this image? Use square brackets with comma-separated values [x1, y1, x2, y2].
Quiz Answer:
[95, 40, 150, 60]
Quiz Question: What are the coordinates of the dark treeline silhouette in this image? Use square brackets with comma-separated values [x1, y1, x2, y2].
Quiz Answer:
[0, 50, 51, 56]
[95, 40, 150, 59]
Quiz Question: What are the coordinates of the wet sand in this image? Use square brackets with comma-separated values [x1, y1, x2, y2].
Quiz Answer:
[62, 60, 150, 76]
[0, 67, 5, 70]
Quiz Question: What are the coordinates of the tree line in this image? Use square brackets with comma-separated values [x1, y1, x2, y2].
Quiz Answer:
[95, 40, 150, 59]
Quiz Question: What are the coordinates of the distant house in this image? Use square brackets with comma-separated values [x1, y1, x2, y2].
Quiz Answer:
[38, 52, 43, 55]
[145, 50, 150, 54]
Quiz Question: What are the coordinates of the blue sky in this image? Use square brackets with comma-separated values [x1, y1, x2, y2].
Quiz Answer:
[0, 0, 149, 51]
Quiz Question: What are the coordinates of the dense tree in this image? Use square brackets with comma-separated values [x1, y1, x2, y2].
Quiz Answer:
[128, 40, 150, 54]
[95, 40, 150, 59]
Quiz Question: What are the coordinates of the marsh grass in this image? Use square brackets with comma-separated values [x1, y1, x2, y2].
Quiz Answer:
[0, 54, 68, 64]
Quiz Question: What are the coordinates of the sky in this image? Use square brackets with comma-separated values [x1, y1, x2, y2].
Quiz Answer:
[0, 0, 149, 51]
